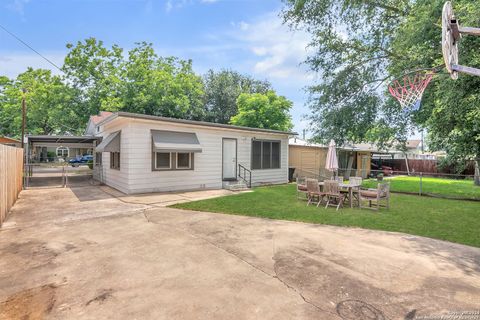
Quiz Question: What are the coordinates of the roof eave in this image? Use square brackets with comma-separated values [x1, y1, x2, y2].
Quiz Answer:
[97, 112, 296, 136]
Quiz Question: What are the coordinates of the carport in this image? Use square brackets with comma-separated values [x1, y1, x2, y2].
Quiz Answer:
[25, 135, 100, 188]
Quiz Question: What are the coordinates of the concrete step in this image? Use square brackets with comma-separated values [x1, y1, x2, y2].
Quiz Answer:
[223, 180, 250, 191]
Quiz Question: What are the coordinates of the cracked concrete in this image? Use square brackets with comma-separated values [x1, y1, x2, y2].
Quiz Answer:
[0, 185, 479, 319]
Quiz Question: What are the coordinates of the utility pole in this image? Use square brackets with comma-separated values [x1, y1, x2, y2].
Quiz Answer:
[21, 88, 26, 149]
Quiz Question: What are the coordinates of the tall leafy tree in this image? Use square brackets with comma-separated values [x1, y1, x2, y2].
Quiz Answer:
[283, 0, 480, 183]
[230, 91, 293, 131]
[63, 38, 124, 123]
[282, 0, 410, 147]
[121, 42, 205, 120]
[63, 39, 206, 121]
[203, 69, 271, 124]
[0, 68, 79, 137]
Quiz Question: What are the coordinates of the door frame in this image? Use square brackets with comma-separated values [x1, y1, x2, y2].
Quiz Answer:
[222, 138, 237, 181]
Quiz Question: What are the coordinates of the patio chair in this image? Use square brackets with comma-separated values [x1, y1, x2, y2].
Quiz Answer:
[336, 176, 344, 184]
[348, 177, 363, 206]
[359, 182, 390, 211]
[324, 180, 345, 211]
[349, 177, 363, 186]
[306, 178, 325, 207]
[296, 177, 308, 200]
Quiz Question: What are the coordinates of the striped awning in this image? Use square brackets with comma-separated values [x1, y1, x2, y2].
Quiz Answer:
[151, 130, 202, 153]
[95, 131, 121, 152]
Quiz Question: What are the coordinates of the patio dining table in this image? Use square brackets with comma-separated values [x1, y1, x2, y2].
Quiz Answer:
[318, 181, 361, 208]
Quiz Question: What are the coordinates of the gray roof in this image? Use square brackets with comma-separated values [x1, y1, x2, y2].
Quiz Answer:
[96, 112, 297, 136]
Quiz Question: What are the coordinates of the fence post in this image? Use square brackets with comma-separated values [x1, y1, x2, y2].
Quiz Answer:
[62, 166, 66, 188]
[419, 172, 423, 196]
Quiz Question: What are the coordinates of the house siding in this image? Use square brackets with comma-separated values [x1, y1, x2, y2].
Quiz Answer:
[98, 117, 289, 194]
[97, 120, 130, 194]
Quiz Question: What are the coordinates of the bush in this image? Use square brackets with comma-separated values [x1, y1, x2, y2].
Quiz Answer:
[87, 159, 93, 170]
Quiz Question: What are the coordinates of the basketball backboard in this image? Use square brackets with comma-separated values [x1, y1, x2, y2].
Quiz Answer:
[442, 1, 480, 79]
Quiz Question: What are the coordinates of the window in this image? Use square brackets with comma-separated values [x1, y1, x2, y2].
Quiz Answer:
[272, 142, 280, 168]
[110, 152, 120, 170]
[95, 152, 102, 166]
[155, 152, 171, 169]
[251, 140, 281, 170]
[153, 152, 194, 171]
[176, 153, 191, 169]
[56, 146, 69, 158]
[252, 141, 262, 170]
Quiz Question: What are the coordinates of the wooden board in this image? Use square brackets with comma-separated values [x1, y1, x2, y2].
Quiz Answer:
[0, 145, 23, 226]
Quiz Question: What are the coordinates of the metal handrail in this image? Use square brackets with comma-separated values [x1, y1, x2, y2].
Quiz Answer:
[238, 164, 252, 188]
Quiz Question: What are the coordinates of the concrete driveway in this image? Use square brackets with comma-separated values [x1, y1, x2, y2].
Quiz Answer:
[0, 186, 479, 319]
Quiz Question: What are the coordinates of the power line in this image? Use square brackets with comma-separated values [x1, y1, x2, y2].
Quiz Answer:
[0, 23, 63, 72]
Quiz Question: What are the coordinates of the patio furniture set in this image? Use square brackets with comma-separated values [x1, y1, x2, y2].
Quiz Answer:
[297, 177, 390, 211]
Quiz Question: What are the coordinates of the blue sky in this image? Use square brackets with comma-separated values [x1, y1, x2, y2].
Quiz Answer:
[0, 0, 315, 135]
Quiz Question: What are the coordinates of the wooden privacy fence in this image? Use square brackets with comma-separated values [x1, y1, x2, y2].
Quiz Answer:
[0, 144, 23, 226]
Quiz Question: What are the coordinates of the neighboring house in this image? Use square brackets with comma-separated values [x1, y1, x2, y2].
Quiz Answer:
[92, 112, 293, 194]
[288, 138, 328, 177]
[288, 138, 374, 179]
[391, 140, 438, 160]
[26, 112, 113, 163]
[85, 111, 113, 135]
[28, 136, 95, 163]
[0, 136, 22, 148]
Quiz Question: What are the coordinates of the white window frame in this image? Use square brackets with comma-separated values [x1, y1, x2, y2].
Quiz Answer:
[110, 152, 120, 170]
[176, 152, 192, 169]
[155, 152, 172, 170]
[56, 146, 69, 158]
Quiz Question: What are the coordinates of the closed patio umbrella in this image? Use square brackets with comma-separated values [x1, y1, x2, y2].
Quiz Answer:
[325, 139, 338, 178]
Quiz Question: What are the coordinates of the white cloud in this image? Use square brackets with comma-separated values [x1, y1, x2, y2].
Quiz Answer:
[165, 0, 173, 12]
[229, 12, 314, 84]
[239, 21, 249, 31]
[165, 0, 218, 12]
[6, 0, 30, 15]
[0, 51, 65, 78]
[144, 0, 153, 14]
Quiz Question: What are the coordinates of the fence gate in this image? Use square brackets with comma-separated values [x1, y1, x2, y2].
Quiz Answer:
[24, 162, 94, 189]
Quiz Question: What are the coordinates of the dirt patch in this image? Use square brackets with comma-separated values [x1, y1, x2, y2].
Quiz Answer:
[86, 289, 114, 306]
[0, 284, 56, 320]
[336, 299, 388, 320]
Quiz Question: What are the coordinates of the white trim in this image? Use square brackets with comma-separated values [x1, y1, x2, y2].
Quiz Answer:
[56, 146, 69, 157]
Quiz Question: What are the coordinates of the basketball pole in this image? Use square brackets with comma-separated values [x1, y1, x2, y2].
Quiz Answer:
[451, 64, 480, 77]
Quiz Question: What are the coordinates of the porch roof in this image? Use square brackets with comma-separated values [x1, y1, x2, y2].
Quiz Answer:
[26, 135, 100, 144]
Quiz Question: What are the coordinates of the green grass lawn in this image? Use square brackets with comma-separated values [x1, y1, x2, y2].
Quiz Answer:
[362, 176, 480, 200]
[173, 184, 480, 247]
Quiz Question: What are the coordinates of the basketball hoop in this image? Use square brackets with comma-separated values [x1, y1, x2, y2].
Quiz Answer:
[388, 70, 434, 110]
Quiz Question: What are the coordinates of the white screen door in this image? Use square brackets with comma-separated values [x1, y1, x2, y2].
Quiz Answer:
[222, 139, 237, 180]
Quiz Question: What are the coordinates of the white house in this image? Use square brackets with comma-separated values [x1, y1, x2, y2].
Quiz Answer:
[88, 112, 293, 194]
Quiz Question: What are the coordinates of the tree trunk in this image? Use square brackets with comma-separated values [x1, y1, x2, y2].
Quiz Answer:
[475, 159, 480, 186]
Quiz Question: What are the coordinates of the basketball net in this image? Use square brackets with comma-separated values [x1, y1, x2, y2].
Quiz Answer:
[388, 71, 434, 111]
